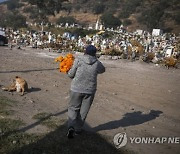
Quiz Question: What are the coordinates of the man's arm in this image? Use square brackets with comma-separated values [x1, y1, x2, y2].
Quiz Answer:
[97, 61, 105, 74]
[67, 58, 79, 78]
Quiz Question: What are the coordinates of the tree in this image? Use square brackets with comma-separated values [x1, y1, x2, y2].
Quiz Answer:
[101, 13, 121, 28]
[173, 11, 180, 24]
[93, 3, 105, 14]
[118, 0, 142, 18]
[0, 13, 27, 29]
[123, 19, 132, 26]
[63, 3, 72, 14]
[6, 0, 22, 10]
[26, 0, 67, 16]
[57, 16, 77, 26]
[138, 6, 164, 31]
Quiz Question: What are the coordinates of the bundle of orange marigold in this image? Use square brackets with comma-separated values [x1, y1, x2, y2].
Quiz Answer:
[55, 53, 74, 73]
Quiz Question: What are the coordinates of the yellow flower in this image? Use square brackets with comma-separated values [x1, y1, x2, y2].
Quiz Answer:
[55, 56, 64, 62]
[55, 53, 74, 73]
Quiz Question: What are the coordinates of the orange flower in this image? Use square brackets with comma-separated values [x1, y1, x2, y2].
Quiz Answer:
[55, 56, 64, 62]
[55, 53, 74, 73]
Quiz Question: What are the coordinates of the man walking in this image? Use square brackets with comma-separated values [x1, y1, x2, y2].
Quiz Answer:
[67, 45, 105, 139]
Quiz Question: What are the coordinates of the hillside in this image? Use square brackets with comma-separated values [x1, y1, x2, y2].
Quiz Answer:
[0, 0, 180, 33]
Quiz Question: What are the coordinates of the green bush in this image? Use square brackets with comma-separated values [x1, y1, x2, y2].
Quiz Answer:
[6, 0, 22, 10]
[123, 19, 132, 26]
[138, 5, 164, 31]
[173, 12, 180, 24]
[0, 13, 27, 29]
[74, 4, 81, 11]
[93, 3, 105, 14]
[23, 6, 36, 13]
[26, 0, 66, 16]
[23, 6, 49, 22]
[101, 12, 121, 28]
[62, 3, 72, 13]
[137, 0, 178, 31]
[119, 0, 142, 18]
[103, 0, 119, 11]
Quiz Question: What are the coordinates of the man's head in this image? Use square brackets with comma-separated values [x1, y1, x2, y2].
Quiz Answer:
[85, 45, 97, 56]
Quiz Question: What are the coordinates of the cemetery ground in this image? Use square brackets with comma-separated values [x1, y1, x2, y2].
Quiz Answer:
[0, 46, 179, 154]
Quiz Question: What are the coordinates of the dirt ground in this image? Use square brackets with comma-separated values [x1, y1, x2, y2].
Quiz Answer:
[0, 46, 180, 154]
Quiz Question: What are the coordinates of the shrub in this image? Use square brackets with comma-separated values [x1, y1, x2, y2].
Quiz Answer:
[23, 6, 35, 13]
[0, 13, 27, 29]
[138, 5, 164, 31]
[26, 0, 66, 16]
[101, 12, 121, 28]
[57, 16, 77, 26]
[93, 3, 105, 14]
[119, 0, 142, 18]
[62, 3, 72, 14]
[173, 12, 180, 24]
[123, 19, 132, 26]
[6, 0, 21, 10]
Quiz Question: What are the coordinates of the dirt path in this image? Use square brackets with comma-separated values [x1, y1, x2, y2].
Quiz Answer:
[0, 46, 180, 154]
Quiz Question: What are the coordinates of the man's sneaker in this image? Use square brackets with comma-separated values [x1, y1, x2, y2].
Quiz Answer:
[67, 127, 75, 139]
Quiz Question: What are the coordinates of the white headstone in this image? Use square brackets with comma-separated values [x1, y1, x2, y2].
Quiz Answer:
[136, 29, 143, 35]
[165, 46, 173, 57]
[152, 29, 163, 36]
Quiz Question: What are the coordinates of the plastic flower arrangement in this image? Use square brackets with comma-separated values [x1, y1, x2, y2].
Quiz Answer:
[55, 53, 74, 73]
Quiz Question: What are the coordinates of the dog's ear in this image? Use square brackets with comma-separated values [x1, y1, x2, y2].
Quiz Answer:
[15, 76, 19, 78]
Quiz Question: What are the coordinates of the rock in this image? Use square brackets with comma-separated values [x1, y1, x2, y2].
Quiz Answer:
[75, 51, 84, 55]
[122, 128, 126, 131]
[0, 116, 5, 119]
[65, 96, 69, 99]
[98, 55, 105, 60]
[112, 56, 119, 60]
[12, 140, 17, 144]
[131, 108, 135, 111]
[29, 100, 34, 103]
[107, 56, 112, 60]
[99, 55, 112, 60]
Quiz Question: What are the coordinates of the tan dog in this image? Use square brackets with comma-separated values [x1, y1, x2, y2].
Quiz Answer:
[2, 76, 28, 95]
